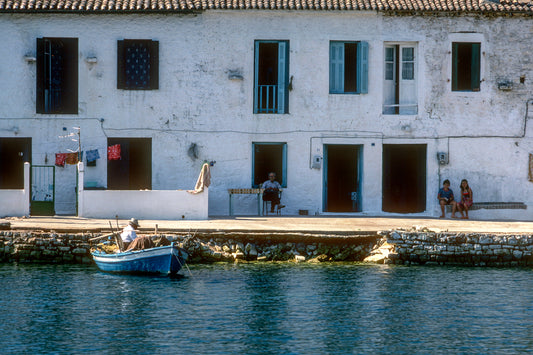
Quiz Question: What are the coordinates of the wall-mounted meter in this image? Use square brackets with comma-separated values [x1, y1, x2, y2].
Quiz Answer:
[311, 155, 322, 169]
[437, 152, 449, 165]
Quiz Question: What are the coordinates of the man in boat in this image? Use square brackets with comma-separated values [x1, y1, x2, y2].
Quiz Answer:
[120, 218, 156, 251]
[120, 218, 140, 250]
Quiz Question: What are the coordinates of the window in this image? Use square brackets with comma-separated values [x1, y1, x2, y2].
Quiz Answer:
[452, 42, 480, 92]
[254, 41, 289, 114]
[0, 138, 31, 189]
[252, 143, 287, 188]
[329, 41, 368, 94]
[107, 138, 152, 190]
[117, 40, 159, 90]
[383, 44, 417, 115]
[36, 38, 78, 114]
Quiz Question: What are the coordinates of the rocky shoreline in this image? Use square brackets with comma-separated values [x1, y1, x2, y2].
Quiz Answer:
[1, 229, 533, 267]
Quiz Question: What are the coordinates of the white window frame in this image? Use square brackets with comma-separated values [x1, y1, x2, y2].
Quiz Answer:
[382, 42, 418, 115]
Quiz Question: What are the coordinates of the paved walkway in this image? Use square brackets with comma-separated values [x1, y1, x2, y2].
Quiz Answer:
[1, 215, 532, 234]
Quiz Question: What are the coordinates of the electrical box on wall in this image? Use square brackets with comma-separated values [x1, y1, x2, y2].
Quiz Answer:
[311, 155, 322, 169]
[437, 152, 449, 165]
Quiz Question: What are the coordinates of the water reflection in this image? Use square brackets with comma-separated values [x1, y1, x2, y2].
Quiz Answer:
[1, 263, 532, 354]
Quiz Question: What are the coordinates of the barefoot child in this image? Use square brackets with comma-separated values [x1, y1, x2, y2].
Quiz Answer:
[457, 179, 473, 219]
[438, 179, 457, 218]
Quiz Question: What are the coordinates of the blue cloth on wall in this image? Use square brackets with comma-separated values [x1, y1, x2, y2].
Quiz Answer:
[86, 149, 100, 162]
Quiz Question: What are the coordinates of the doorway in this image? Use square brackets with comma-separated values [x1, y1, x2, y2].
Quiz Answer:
[382, 144, 426, 213]
[324, 144, 362, 212]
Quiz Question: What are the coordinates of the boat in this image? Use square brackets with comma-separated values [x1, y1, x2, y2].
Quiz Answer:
[91, 242, 189, 276]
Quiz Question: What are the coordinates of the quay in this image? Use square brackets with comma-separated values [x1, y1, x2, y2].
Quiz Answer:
[2, 215, 533, 235]
[1, 215, 533, 266]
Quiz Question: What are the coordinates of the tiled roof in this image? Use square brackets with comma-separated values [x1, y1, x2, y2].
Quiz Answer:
[0, 0, 531, 13]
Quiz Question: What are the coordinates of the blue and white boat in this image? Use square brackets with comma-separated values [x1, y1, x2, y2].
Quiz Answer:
[92, 242, 189, 276]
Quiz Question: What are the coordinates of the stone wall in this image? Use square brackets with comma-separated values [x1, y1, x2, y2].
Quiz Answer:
[365, 230, 533, 266]
[0, 230, 378, 264]
[3, 230, 533, 267]
[0, 231, 93, 264]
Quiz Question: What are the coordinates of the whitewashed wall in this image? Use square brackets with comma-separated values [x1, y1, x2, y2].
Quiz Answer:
[0, 11, 532, 219]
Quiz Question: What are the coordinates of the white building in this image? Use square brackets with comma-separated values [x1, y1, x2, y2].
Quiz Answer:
[0, 0, 532, 219]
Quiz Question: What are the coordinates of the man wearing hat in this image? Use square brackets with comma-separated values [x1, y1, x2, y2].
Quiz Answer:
[120, 218, 140, 250]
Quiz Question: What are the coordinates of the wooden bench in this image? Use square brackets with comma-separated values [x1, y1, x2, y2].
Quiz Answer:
[446, 202, 526, 212]
[228, 188, 264, 216]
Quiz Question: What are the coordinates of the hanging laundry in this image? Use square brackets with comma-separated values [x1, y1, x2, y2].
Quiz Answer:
[86, 149, 100, 167]
[65, 152, 79, 165]
[86, 149, 100, 162]
[55, 153, 67, 167]
[108, 144, 121, 161]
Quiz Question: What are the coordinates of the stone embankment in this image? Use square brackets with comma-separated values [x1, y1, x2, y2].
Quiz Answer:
[2, 229, 533, 267]
[365, 229, 533, 266]
[0, 230, 378, 264]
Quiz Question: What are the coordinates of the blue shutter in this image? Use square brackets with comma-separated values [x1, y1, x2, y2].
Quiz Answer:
[452, 42, 459, 91]
[282, 143, 287, 187]
[254, 41, 260, 114]
[277, 41, 288, 114]
[330, 42, 344, 93]
[357, 41, 369, 94]
[471, 43, 480, 91]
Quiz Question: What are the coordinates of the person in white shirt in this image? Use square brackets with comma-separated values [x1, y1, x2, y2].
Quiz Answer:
[120, 218, 139, 249]
[262, 172, 285, 213]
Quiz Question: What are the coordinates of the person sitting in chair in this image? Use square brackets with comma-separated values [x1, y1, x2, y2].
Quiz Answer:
[262, 172, 285, 213]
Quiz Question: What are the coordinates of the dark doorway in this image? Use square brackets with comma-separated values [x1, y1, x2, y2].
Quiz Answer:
[252, 143, 287, 188]
[382, 144, 426, 213]
[324, 145, 361, 212]
[0, 138, 31, 189]
[107, 138, 152, 190]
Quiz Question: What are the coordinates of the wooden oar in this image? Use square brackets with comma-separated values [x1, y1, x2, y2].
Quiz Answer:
[109, 221, 124, 252]
[89, 233, 114, 242]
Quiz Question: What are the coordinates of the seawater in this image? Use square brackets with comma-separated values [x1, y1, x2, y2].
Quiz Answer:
[1, 262, 532, 354]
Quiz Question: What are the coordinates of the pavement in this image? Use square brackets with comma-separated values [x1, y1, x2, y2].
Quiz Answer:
[1, 215, 533, 234]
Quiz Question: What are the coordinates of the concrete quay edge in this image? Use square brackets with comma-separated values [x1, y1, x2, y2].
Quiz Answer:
[1, 215, 533, 236]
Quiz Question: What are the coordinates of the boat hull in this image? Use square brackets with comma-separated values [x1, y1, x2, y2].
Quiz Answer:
[92, 243, 188, 275]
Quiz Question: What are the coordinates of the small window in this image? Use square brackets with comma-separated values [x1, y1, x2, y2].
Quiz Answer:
[107, 138, 152, 190]
[36, 38, 78, 114]
[452, 42, 480, 92]
[329, 41, 368, 94]
[117, 40, 159, 90]
[252, 142, 287, 188]
[254, 41, 289, 114]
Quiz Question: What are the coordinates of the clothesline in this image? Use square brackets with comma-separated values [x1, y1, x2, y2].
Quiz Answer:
[55, 144, 122, 167]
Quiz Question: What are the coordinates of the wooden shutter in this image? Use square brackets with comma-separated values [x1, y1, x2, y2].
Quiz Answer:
[253, 41, 260, 114]
[63, 38, 78, 114]
[452, 42, 459, 91]
[330, 42, 344, 93]
[471, 43, 480, 91]
[36, 38, 45, 113]
[149, 40, 159, 90]
[357, 41, 369, 94]
[277, 41, 288, 114]
[117, 40, 125, 89]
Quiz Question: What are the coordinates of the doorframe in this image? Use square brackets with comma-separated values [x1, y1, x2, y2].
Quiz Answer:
[322, 144, 363, 212]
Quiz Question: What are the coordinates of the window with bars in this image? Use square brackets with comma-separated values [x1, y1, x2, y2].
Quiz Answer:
[329, 41, 368, 94]
[254, 41, 289, 114]
[36, 38, 78, 114]
[117, 39, 159, 90]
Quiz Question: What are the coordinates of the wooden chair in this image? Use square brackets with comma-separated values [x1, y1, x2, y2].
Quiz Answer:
[263, 190, 283, 216]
